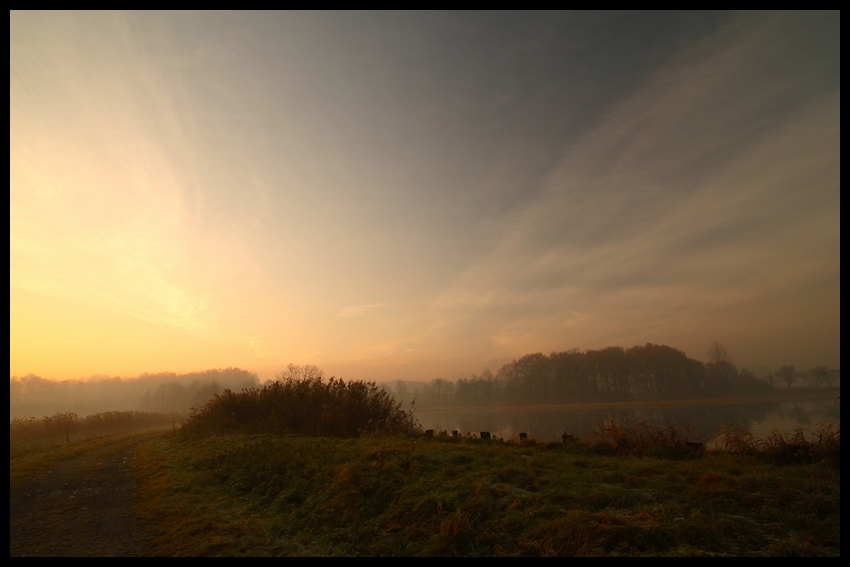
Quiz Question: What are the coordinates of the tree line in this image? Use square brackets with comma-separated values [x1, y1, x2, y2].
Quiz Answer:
[9, 368, 259, 418]
[389, 343, 840, 407]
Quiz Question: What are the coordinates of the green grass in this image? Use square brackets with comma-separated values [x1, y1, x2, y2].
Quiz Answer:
[132, 431, 840, 556]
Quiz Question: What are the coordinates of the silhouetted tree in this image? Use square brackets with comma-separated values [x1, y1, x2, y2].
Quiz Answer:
[776, 365, 797, 388]
[707, 342, 733, 365]
[277, 364, 323, 383]
[807, 365, 833, 387]
[705, 342, 739, 392]
[550, 349, 588, 398]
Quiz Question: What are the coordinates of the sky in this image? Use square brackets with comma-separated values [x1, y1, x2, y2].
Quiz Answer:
[10, 11, 840, 383]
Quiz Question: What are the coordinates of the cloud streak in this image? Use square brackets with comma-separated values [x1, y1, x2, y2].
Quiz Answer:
[427, 13, 839, 364]
[337, 304, 388, 318]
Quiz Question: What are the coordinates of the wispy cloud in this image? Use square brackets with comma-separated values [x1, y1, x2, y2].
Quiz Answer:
[10, 12, 264, 341]
[9, 12, 838, 379]
[428, 12, 839, 362]
[337, 304, 387, 318]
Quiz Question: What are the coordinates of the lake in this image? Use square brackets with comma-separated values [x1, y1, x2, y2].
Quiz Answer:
[409, 392, 840, 445]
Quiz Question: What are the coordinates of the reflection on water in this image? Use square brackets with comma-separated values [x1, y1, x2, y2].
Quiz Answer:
[411, 396, 840, 444]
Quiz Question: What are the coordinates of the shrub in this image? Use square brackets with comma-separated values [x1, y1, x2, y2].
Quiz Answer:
[184, 376, 420, 437]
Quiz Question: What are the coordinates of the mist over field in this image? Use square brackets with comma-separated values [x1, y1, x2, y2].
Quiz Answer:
[11, 345, 839, 441]
[9, 368, 259, 419]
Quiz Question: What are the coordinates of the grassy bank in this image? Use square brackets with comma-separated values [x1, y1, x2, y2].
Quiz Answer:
[133, 431, 840, 556]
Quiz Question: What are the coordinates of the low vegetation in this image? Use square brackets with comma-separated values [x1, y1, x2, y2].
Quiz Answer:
[716, 422, 840, 467]
[10, 410, 183, 456]
[184, 376, 420, 437]
[593, 417, 840, 466]
[10, 375, 839, 555]
[133, 425, 840, 556]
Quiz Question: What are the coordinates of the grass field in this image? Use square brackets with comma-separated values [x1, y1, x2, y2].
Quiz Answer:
[131, 430, 839, 556]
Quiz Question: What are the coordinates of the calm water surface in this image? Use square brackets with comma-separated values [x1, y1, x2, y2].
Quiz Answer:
[411, 395, 840, 444]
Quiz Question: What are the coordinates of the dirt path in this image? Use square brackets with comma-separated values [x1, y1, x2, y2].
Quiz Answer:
[10, 432, 161, 557]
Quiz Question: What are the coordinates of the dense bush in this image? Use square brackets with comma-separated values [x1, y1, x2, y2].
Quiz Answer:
[184, 376, 420, 437]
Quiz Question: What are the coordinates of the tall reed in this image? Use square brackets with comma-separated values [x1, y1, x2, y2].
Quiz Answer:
[592, 417, 703, 457]
[717, 421, 840, 466]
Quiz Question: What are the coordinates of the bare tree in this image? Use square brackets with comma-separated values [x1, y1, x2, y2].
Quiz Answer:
[432, 378, 446, 400]
[394, 379, 408, 402]
[276, 364, 324, 382]
[706, 342, 738, 392]
[764, 372, 776, 387]
[776, 365, 797, 388]
[707, 342, 733, 365]
[807, 365, 834, 387]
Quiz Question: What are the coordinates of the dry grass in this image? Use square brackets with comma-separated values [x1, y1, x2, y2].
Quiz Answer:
[590, 417, 840, 468]
[591, 417, 705, 458]
[131, 428, 840, 556]
[10, 413, 839, 556]
[716, 422, 840, 467]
